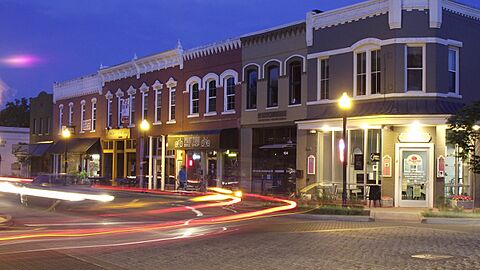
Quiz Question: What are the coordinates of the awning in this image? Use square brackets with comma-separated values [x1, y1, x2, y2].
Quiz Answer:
[168, 128, 239, 150]
[28, 143, 53, 157]
[48, 138, 100, 154]
[259, 143, 295, 149]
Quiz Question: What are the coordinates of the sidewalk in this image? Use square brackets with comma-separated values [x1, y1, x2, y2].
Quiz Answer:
[369, 207, 425, 222]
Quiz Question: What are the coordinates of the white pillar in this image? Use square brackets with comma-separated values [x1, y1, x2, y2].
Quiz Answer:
[153, 159, 157, 190]
[148, 135, 153, 190]
[217, 152, 223, 187]
[161, 135, 166, 190]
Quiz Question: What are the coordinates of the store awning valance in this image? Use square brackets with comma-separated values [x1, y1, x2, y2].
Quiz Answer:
[168, 128, 239, 150]
[48, 138, 100, 154]
[28, 143, 53, 157]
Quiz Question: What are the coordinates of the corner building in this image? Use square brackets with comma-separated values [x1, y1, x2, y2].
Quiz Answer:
[297, 0, 480, 207]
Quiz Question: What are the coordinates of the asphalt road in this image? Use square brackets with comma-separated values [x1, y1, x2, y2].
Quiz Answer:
[0, 187, 479, 270]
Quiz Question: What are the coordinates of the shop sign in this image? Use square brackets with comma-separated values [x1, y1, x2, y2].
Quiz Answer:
[258, 111, 287, 122]
[307, 155, 316, 175]
[382, 155, 392, 177]
[121, 98, 130, 124]
[437, 155, 445, 178]
[168, 134, 219, 150]
[82, 119, 91, 131]
[398, 132, 431, 143]
[370, 153, 380, 162]
[105, 128, 131, 140]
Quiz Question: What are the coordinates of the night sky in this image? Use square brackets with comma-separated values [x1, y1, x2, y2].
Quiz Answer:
[0, 0, 479, 105]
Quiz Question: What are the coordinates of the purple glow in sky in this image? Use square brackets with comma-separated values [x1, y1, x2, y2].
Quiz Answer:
[0, 0, 479, 104]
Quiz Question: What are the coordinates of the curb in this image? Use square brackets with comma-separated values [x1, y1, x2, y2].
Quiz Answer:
[289, 213, 373, 222]
[0, 215, 12, 228]
[421, 217, 480, 225]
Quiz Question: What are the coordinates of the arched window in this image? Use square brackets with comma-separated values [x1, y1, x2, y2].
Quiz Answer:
[224, 77, 235, 112]
[267, 65, 279, 108]
[246, 69, 257, 109]
[206, 80, 216, 113]
[288, 61, 302, 105]
[190, 83, 200, 115]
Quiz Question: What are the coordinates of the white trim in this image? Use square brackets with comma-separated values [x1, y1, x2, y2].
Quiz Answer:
[168, 87, 176, 122]
[404, 44, 426, 93]
[139, 82, 149, 93]
[204, 112, 217, 117]
[394, 143, 434, 208]
[245, 109, 257, 112]
[202, 73, 219, 89]
[127, 85, 136, 95]
[183, 38, 241, 60]
[80, 102, 85, 132]
[265, 106, 279, 110]
[115, 88, 124, 98]
[283, 54, 306, 74]
[68, 103, 74, 126]
[105, 91, 113, 99]
[91, 99, 97, 132]
[448, 46, 460, 95]
[223, 76, 236, 113]
[353, 48, 381, 97]
[166, 77, 178, 88]
[154, 88, 162, 124]
[106, 98, 112, 128]
[316, 57, 329, 101]
[242, 63, 261, 82]
[80, 99, 86, 105]
[219, 69, 239, 86]
[152, 80, 163, 90]
[153, 121, 162, 126]
[128, 94, 135, 126]
[189, 82, 200, 115]
[221, 110, 236, 115]
[307, 37, 463, 59]
[166, 120, 176, 125]
[262, 59, 282, 79]
[185, 76, 202, 92]
[187, 113, 200, 119]
[288, 104, 302, 108]
[141, 91, 148, 120]
[205, 79, 217, 113]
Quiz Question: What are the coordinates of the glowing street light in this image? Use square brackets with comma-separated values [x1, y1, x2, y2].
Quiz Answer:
[140, 119, 153, 190]
[338, 92, 352, 207]
[62, 127, 72, 174]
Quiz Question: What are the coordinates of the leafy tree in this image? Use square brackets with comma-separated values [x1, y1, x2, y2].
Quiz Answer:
[447, 101, 480, 174]
[0, 98, 30, 127]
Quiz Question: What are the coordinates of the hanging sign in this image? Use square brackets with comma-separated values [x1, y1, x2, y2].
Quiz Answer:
[121, 98, 130, 124]
[307, 155, 316, 175]
[437, 155, 445, 178]
[382, 155, 392, 177]
[82, 119, 91, 131]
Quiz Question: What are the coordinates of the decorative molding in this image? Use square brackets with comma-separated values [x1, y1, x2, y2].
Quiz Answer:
[183, 38, 241, 61]
[91, 97, 97, 103]
[241, 21, 305, 46]
[98, 48, 183, 83]
[242, 63, 261, 82]
[219, 69, 239, 86]
[166, 77, 177, 88]
[139, 82, 149, 93]
[105, 91, 113, 99]
[307, 37, 463, 59]
[53, 73, 101, 103]
[262, 59, 283, 79]
[58, 104, 64, 109]
[202, 73, 220, 88]
[283, 54, 307, 74]
[68, 102, 74, 107]
[115, 88, 124, 98]
[152, 80, 163, 90]
[185, 76, 202, 93]
[80, 99, 86, 105]
[443, 0, 480, 21]
[127, 85, 136, 95]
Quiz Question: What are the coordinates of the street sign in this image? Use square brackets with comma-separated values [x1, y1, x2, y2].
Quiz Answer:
[370, 153, 380, 162]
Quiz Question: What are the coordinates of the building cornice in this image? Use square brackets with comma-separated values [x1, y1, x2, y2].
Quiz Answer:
[53, 73, 101, 103]
[183, 38, 241, 61]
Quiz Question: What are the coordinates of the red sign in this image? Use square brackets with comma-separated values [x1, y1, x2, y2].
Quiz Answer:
[437, 155, 445, 178]
[307, 155, 316, 175]
[382, 155, 392, 177]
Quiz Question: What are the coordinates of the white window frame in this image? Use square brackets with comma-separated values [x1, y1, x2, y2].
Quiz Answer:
[205, 80, 217, 115]
[58, 104, 64, 132]
[106, 98, 112, 128]
[353, 46, 381, 97]
[80, 100, 86, 133]
[189, 82, 200, 116]
[448, 47, 460, 95]
[141, 91, 148, 121]
[68, 103, 73, 126]
[168, 87, 176, 123]
[129, 94, 135, 126]
[317, 57, 329, 100]
[117, 97, 122, 127]
[223, 77, 236, 113]
[404, 44, 426, 93]
[154, 89, 162, 124]
[91, 98, 97, 132]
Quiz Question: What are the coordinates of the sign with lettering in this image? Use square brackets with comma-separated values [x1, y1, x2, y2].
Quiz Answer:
[82, 119, 91, 131]
[258, 111, 287, 122]
[121, 98, 130, 125]
[168, 134, 219, 150]
[370, 153, 380, 162]
[382, 155, 392, 177]
[307, 155, 316, 175]
[105, 128, 131, 140]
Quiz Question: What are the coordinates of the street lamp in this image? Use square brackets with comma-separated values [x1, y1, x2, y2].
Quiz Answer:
[62, 128, 71, 174]
[338, 92, 352, 207]
[140, 119, 153, 190]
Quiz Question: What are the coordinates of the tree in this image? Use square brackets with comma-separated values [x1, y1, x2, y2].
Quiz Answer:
[0, 98, 30, 127]
[447, 101, 480, 174]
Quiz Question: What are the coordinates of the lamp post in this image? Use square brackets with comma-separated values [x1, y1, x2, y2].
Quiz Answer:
[62, 128, 71, 174]
[338, 92, 352, 207]
[140, 119, 153, 190]
[472, 124, 480, 209]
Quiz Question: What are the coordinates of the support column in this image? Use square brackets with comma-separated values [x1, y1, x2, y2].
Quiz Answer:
[148, 135, 153, 190]
[217, 151, 223, 187]
[112, 142, 117, 186]
[161, 135, 166, 190]
[240, 128, 253, 192]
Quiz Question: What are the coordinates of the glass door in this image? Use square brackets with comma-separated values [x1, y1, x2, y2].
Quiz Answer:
[397, 144, 433, 207]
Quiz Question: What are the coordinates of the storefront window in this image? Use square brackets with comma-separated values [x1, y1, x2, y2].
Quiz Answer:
[445, 143, 471, 197]
[186, 151, 202, 181]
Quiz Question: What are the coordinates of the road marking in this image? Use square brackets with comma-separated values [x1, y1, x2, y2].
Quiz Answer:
[185, 206, 203, 217]
[24, 221, 165, 227]
[222, 207, 238, 213]
[287, 226, 399, 234]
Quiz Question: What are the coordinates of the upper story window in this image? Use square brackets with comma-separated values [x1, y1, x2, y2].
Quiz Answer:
[206, 80, 217, 113]
[246, 68, 257, 110]
[288, 61, 302, 105]
[142, 92, 148, 121]
[91, 99, 97, 131]
[80, 101, 86, 132]
[106, 98, 112, 128]
[155, 89, 162, 123]
[448, 47, 459, 94]
[58, 105, 64, 131]
[169, 88, 176, 121]
[225, 77, 235, 112]
[354, 49, 381, 96]
[318, 58, 329, 100]
[32, 118, 37, 135]
[117, 97, 123, 127]
[190, 83, 199, 115]
[267, 65, 279, 108]
[68, 103, 73, 126]
[406, 45, 425, 92]
[129, 95, 135, 126]
[46, 117, 50, 135]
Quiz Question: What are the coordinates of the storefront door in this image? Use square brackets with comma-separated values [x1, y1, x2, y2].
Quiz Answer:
[395, 143, 434, 208]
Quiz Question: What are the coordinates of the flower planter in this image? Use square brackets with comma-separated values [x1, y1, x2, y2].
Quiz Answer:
[451, 200, 474, 209]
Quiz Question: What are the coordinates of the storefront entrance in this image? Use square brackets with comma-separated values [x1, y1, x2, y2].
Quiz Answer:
[395, 143, 434, 208]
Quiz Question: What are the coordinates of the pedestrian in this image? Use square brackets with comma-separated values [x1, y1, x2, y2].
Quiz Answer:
[178, 166, 187, 190]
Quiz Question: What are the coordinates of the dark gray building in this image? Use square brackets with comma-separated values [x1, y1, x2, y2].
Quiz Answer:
[29, 91, 53, 176]
[297, 0, 480, 207]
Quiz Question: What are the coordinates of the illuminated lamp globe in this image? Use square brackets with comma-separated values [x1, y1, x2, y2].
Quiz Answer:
[62, 128, 71, 139]
[140, 119, 150, 131]
[338, 92, 352, 110]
